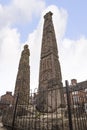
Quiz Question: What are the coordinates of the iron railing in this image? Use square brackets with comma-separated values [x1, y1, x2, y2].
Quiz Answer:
[1, 81, 87, 130]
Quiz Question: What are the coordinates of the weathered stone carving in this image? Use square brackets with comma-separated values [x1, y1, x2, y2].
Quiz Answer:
[14, 44, 30, 105]
[37, 11, 65, 112]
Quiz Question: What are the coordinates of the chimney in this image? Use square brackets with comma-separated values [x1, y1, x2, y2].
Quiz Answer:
[71, 79, 77, 86]
[6, 91, 12, 95]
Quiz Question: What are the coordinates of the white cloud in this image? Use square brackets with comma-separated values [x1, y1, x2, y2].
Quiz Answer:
[60, 36, 87, 84]
[11, 0, 45, 24]
[28, 26, 42, 91]
[0, 27, 21, 95]
[0, 0, 45, 95]
[0, 0, 45, 28]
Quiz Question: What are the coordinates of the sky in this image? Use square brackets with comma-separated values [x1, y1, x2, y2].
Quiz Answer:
[0, 0, 87, 96]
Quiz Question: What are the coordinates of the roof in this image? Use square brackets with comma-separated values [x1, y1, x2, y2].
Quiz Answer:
[63, 80, 87, 93]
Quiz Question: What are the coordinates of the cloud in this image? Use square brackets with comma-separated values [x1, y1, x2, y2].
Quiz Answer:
[27, 23, 43, 92]
[60, 36, 87, 84]
[0, 0, 45, 95]
[11, 0, 45, 24]
[0, 0, 45, 28]
[0, 2, 87, 96]
[0, 27, 21, 95]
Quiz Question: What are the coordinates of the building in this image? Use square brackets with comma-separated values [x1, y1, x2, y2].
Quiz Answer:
[0, 91, 14, 114]
[1, 91, 14, 105]
[64, 79, 87, 113]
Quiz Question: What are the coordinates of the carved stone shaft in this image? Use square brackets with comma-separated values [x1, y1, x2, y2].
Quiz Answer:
[37, 12, 65, 112]
[14, 44, 30, 105]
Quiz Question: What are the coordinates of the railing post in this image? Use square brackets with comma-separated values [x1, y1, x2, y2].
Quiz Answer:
[12, 94, 19, 130]
[65, 80, 73, 130]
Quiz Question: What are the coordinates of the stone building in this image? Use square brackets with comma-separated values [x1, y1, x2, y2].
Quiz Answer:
[14, 44, 30, 105]
[0, 91, 14, 105]
[37, 11, 65, 112]
[0, 91, 14, 113]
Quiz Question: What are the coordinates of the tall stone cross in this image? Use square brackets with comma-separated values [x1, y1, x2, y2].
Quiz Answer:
[37, 11, 65, 112]
[14, 44, 30, 105]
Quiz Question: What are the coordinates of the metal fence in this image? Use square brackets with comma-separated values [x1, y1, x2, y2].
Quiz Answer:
[65, 80, 87, 130]
[2, 81, 87, 130]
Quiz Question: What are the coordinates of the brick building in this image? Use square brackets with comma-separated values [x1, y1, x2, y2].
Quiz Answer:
[64, 79, 87, 113]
